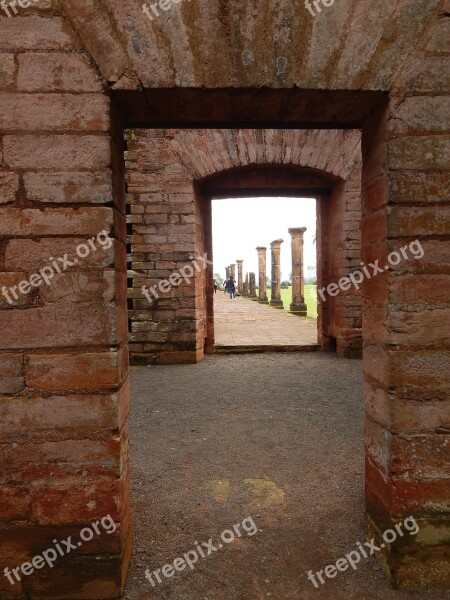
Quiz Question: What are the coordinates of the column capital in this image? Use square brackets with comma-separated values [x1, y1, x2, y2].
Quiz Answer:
[236, 259, 243, 264]
[288, 227, 307, 236]
[256, 246, 267, 251]
[270, 238, 284, 248]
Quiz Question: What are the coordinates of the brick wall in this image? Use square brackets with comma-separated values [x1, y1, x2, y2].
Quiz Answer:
[0, 7, 131, 598]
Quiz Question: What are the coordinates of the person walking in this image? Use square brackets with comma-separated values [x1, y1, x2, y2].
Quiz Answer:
[213, 278, 218, 293]
[228, 276, 236, 300]
[224, 278, 229, 294]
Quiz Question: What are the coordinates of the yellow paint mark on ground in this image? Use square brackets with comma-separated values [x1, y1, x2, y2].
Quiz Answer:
[243, 479, 285, 509]
[199, 479, 230, 502]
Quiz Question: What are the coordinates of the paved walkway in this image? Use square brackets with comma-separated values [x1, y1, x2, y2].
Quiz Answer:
[214, 291, 318, 349]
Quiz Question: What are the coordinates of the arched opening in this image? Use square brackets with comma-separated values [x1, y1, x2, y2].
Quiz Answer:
[194, 163, 362, 358]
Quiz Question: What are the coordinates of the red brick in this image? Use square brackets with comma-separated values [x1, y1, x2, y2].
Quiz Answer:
[26, 348, 128, 391]
[4, 237, 116, 270]
[39, 271, 125, 304]
[17, 52, 102, 92]
[388, 308, 450, 346]
[0, 93, 109, 131]
[389, 171, 450, 204]
[390, 350, 450, 389]
[0, 207, 113, 236]
[391, 397, 450, 434]
[391, 274, 450, 305]
[0, 272, 33, 308]
[0, 304, 121, 349]
[0, 52, 15, 88]
[0, 17, 76, 50]
[0, 377, 25, 394]
[0, 171, 19, 204]
[388, 136, 450, 170]
[391, 433, 450, 480]
[0, 385, 129, 443]
[27, 554, 124, 599]
[387, 206, 450, 237]
[389, 97, 450, 135]
[24, 171, 112, 203]
[3, 134, 110, 170]
[0, 487, 31, 521]
[361, 211, 387, 244]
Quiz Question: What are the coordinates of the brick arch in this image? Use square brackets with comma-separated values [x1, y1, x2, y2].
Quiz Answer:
[168, 129, 361, 181]
[126, 128, 363, 363]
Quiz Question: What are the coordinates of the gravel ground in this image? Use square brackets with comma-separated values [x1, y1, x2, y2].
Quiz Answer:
[124, 353, 448, 600]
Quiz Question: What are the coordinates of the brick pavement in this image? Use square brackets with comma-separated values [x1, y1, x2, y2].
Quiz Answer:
[214, 290, 319, 349]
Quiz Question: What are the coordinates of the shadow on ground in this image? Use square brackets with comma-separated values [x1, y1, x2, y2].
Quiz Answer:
[124, 353, 446, 600]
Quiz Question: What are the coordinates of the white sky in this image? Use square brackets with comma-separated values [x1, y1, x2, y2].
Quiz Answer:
[212, 197, 317, 282]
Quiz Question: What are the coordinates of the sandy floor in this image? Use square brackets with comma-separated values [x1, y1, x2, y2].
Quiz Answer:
[124, 353, 448, 600]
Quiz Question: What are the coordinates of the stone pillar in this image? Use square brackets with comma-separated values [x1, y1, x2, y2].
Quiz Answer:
[225, 266, 230, 279]
[229, 263, 236, 280]
[270, 239, 284, 308]
[243, 273, 249, 296]
[236, 260, 244, 294]
[289, 228, 308, 316]
[256, 247, 269, 304]
[249, 272, 257, 299]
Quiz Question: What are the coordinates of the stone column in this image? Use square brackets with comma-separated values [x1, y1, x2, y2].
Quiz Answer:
[270, 239, 284, 308]
[256, 246, 269, 304]
[249, 272, 257, 299]
[243, 273, 249, 296]
[229, 263, 236, 281]
[236, 260, 243, 294]
[289, 228, 308, 316]
[225, 266, 230, 279]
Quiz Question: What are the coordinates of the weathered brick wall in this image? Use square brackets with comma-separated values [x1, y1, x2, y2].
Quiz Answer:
[125, 130, 205, 364]
[0, 6, 131, 598]
[126, 129, 363, 363]
[318, 162, 363, 357]
[362, 24, 450, 584]
[0, 0, 448, 595]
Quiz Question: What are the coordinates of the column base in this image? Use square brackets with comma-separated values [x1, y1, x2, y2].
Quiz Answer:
[250, 296, 259, 301]
[290, 303, 307, 316]
[270, 300, 284, 309]
[258, 298, 269, 304]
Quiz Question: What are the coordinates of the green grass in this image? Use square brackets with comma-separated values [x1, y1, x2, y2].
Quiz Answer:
[265, 284, 317, 318]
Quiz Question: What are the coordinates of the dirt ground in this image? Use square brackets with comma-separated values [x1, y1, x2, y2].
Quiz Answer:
[124, 353, 448, 600]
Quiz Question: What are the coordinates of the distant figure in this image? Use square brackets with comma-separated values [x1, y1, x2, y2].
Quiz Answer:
[224, 278, 229, 294]
[213, 278, 218, 293]
[228, 276, 236, 300]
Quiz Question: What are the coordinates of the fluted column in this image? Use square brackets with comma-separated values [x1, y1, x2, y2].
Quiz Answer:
[256, 247, 269, 304]
[289, 227, 308, 316]
[270, 239, 284, 308]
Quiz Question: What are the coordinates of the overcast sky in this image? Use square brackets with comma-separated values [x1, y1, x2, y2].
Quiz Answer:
[212, 197, 317, 282]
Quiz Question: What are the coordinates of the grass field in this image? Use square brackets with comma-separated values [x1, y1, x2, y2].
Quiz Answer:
[266, 284, 318, 319]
